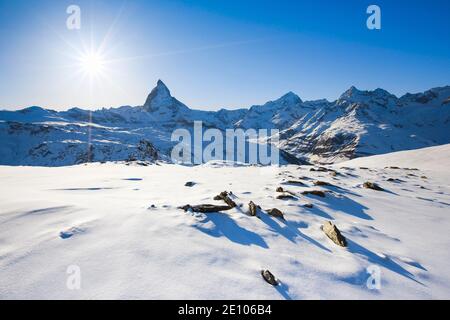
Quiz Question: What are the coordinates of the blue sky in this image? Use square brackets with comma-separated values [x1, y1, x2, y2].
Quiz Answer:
[0, 0, 449, 110]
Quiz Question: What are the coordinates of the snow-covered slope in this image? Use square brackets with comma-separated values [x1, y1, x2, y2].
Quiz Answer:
[0, 145, 449, 299]
[0, 81, 449, 166]
[337, 144, 450, 172]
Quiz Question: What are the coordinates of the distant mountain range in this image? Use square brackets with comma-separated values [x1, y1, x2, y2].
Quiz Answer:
[0, 80, 449, 166]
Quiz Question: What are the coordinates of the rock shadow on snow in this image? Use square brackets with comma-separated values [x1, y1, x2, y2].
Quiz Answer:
[306, 192, 373, 221]
[275, 282, 292, 300]
[346, 239, 425, 285]
[194, 213, 268, 248]
[258, 213, 332, 253]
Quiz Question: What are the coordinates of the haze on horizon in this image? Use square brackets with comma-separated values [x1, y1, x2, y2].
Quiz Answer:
[0, 0, 449, 111]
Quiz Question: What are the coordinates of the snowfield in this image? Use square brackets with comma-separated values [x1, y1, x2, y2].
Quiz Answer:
[0, 145, 449, 299]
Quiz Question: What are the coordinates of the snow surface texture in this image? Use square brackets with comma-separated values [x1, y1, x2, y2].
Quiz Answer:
[0, 145, 449, 299]
[0, 81, 449, 166]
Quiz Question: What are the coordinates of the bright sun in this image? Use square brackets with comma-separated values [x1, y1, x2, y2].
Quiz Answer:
[79, 51, 105, 76]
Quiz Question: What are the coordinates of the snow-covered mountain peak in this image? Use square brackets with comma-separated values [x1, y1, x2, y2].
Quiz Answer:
[155, 79, 171, 96]
[372, 88, 395, 98]
[275, 91, 303, 105]
[142, 80, 190, 118]
[399, 86, 450, 106]
[339, 86, 362, 99]
[338, 86, 397, 108]
[340, 86, 394, 100]
[144, 80, 172, 109]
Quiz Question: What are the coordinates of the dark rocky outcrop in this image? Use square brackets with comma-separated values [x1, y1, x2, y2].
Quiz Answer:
[136, 139, 159, 160]
[267, 208, 285, 220]
[248, 201, 258, 217]
[313, 180, 333, 186]
[301, 190, 326, 197]
[285, 180, 306, 186]
[387, 178, 403, 183]
[179, 204, 232, 213]
[276, 194, 296, 200]
[363, 182, 384, 191]
[214, 191, 237, 208]
[261, 270, 278, 286]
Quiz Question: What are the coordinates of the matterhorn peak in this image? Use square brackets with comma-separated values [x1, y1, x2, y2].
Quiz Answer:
[145, 80, 171, 104]
[143, 79, 174, 111]
[142, 79, 190, 117]
[155, 79, 170, 94]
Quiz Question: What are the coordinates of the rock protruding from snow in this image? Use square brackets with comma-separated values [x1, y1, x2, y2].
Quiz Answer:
[135, 140, 159, 161]
[184, 181, 196, 187]
[313, 180, 333, 186]
[276, 194, 296, 200]
[284, 180, 306, 186]
[267, 208, 285, 220]
[248, 201, 258, 217]
[261, 270, 279, 286]
[214, 191, 237, 208]
[180, 204, 232, 213]
[59, 227, 85, 239]
[363, 181, 384, 191]
[322, 221, 347, 247]
[301, 190, 326, 198]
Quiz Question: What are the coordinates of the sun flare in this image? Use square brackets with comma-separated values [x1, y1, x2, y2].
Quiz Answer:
[79, 51, 106, 76]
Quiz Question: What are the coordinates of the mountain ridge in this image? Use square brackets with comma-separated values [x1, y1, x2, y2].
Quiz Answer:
[0, 81, 449, 166]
